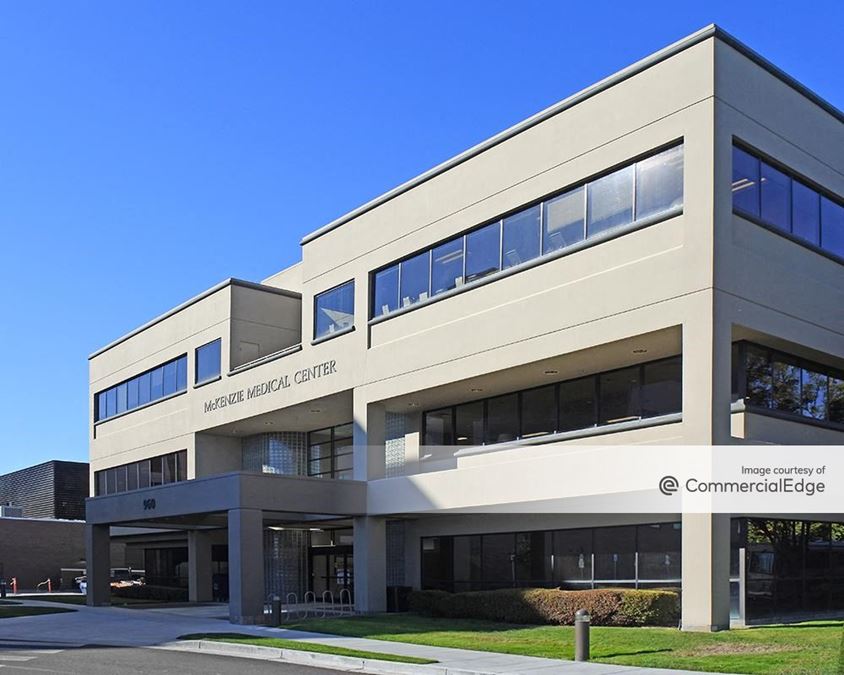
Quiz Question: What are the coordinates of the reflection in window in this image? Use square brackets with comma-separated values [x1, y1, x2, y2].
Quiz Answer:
[502, 205, 541, 269]
[196, 338, 222, 384]
[94, 450, 187, 496]
[801, 369, 827, 420]
[424, 408, 453, 445]
[822, 197, 844, 259]
[521, 385, 556, 438]
[635, 145, 684, 221]
[485, 394, 519, 444]
[314, 281, 354, 340]
[641, 359, 682, 419]
[307, 423, 354, 480]
[455, 401, 484, 446]
[544, 187, 584, 253]
[559, 377, 597, 432]
[792, 181, 820, 245]
[587, 165, 634, 237]
[400, 252, 430, 308]
[771, 357, 801, 414]
[465, 222, 501, 282]
[732, 146, 760, 217]
[373, 265, 399, 317]
[431, 237, 464, 296]
[599, 366, 640, 425]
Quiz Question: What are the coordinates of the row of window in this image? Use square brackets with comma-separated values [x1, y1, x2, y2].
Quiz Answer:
[421, 522, 682, 593]
[423, 356, 682, 447]
[95, 339, 222, 423]
[371, 144, 684, 319]
[734, 342, 844, 425]
[94, 450, 187, 496]
[732, 145, 844, 259]
[307, 422, 354, 479]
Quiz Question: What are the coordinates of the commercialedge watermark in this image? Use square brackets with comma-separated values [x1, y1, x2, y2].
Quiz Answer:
[661, 472, 827, 497]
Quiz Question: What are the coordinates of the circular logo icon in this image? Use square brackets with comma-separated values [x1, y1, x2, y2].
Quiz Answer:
[659, 475, 679, 496]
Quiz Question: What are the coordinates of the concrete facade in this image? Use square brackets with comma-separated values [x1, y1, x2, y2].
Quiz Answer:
[86, 26, 844, 630]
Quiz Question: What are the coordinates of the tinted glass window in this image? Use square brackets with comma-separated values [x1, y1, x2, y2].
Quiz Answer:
[138, 372, 151, 406]
[801, 369, 827, 420]
[163, 453, 177, 483]
[485, 393, 519, 444]
[400, 252, 430, 308]
[543, 187, 584, 253]
[176, 355, 188, 391]
[150, 456, 163, 486]
[732, 146, 760, 216]
[641, 358, 682, 418]
[127, 464, 138, 491]
[106, 388, 117, 418]
[116, 465, 127, 492]
[431, 237, 464, 296]
[138, 460, 150, 488]
[771, 356, 801, 414]
[792, 181, 820, 245]
[635, 145, 684, 220]
[96, 471, 106, 497]
[745, 345, 772, 407]
[453, 535, 482, 590]
[465, 222, 501, 282]
[637, 523, 681, 580]
[116, 383, 127, 414]
[599, 366, 641, 425]
[150, 367, 164, 400]
[760, 162, 791, 232]
[127, 378, 139, 410]
[455, 401, 484, 446]
[821, 197, 844, 259]
[587, 165, 634, 237]
[162, 360, 177, 396]
[553, 529, 592, 585]
[106, 468, 117, 495]
[594, 526, 635, 580]
[196, 339, 222, 384]
[482, 533, 514, 588]
[521, 385, 556, 438]
[314, 281, 354, 339]
[502, 205, 541, 269]
[828, 377, 844, 424]
[559, 376, 596, 432]
[424, 408, 453, 445]
[373, 265, 399, 317]
[97, 394, 107, 422]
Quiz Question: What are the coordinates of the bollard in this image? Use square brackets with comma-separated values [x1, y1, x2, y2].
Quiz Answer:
[270, 596, 281, 625]
[574, 608, 590, 662]
[0, 579, 6, 599]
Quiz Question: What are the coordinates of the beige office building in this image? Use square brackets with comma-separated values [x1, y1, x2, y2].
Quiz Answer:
[86, 25, 844, 630]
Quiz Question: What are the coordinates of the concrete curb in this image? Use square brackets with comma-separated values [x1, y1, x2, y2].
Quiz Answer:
[168, 639, 466, 675]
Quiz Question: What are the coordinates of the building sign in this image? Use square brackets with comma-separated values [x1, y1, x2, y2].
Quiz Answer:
[203, 360, 337, 413]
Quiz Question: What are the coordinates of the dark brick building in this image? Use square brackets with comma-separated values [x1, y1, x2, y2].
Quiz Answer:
[0, 460, 88, 520]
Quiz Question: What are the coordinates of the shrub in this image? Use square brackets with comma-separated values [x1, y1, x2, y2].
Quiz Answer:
[111, 584, 188, 603]
[408, 587, 679, 627]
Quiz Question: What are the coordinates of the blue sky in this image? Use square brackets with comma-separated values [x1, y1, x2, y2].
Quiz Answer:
[0, 1, 841, 474]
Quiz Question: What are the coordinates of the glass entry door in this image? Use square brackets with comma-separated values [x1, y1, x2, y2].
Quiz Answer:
[310, 546, 353, 600]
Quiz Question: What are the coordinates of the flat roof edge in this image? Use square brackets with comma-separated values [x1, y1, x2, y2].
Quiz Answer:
[300, 24, 843, 246]
[88, 279, 302, 360]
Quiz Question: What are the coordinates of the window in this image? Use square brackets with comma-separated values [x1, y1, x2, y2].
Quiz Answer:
[793, 181, 820, 245]
[400, 252, 429, 308]
[94, 450, 187, 496]
[465, 222, 501, 282]
[431, 237, 464, 296]
[587, 165, 634, 237]
[635, 144, 684, 220]
[760, 162, 791, 232]
[520, 385, 556, 438]
[502, 205, 541, 269]
[733, 144, 844, 261]
[314, 281, 354, 340]
[732, 146, 760, 217]
[196, 338, 222, 384]
[307, 423, 354, 479]
[373, 265, 399, 317]
[371, 144, 684, 319]
[544, 187, 584, 254]
[423, 357, 680, 447]
[735, 341, 844, 427]
[94, 355, 187, 422]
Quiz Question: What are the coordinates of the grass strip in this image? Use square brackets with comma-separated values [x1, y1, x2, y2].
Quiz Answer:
[286, 614, 844, 674]
[179, 632, 437, 664]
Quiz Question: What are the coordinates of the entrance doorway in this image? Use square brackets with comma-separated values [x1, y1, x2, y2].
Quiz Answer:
[310, 545, 353, 600]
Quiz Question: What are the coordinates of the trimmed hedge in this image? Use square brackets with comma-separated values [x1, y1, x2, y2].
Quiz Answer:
[408, 588, 679, 627]
[111, 584, 188, 603]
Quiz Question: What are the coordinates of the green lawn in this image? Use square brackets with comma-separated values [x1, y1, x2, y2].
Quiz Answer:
[179, 633, 437, 664]
[286, 614, 844, 674]
[0, 605, 76, 619]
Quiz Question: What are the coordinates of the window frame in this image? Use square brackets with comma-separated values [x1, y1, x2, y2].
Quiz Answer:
[195, 338, 223, 386]
[313, 280, 355, 343]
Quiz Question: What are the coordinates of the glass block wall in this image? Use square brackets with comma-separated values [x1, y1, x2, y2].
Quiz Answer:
[385, 413, 408, 477]
[264, 528, 310, 600]
[242, 432, 308, 475]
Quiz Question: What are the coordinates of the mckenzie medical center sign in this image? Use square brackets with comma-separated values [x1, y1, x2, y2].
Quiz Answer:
[202, 359, 338, 413]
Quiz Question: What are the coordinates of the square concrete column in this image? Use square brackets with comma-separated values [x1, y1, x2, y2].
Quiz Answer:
[188, 530, 213, 603]
[681, 513, 731, 631]
[85, 524, 111, 607]
[227, 508, 265, 624]
[353, 394, 386, 481]
[353, 516, 386, 614]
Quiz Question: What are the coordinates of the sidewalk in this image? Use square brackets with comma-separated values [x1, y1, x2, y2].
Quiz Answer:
[1, 600, 719, 675]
